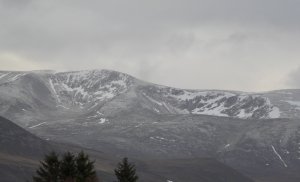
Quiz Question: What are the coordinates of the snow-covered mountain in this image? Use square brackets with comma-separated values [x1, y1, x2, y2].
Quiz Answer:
[0, 69, 296, 125]
[2, 69, 300, 181]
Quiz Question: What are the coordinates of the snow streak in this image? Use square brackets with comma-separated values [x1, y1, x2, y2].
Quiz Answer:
[271, 145, 287, 167]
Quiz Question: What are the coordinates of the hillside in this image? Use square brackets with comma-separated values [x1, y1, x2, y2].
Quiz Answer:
[0, 116, 254, 182]
[1, 70, 300, 181]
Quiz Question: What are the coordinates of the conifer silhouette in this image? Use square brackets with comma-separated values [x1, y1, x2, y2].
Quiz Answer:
[60, 152, 77, 181]
[75, 151, 97, 182]
[114, 157, 138, 182]
[33, 151, 60, 182]
[32, 151, 98, 182]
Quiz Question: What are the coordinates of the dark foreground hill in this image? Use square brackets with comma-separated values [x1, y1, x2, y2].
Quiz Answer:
[0, 116, 53, 181]
[0, 116, 51, 157]
[0, 116, 254, 182]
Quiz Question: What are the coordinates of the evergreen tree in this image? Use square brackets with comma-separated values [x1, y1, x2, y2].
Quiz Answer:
[32, 151, 99, 182]
[60, 152, 77, 182]
[114, 157, 138, 182]
[33, 151, 61, 182]
[75, 151, 97, 182]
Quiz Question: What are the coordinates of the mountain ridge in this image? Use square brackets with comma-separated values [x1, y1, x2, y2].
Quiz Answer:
[1, 69, 297, 122]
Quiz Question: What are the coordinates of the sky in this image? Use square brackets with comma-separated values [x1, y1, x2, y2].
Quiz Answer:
[0, 0, 300, 92]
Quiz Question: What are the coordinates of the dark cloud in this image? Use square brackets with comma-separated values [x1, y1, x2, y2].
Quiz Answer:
[0, 0, 299, 91]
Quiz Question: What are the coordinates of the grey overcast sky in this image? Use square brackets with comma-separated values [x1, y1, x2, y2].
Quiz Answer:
[0, 0, 300, 91]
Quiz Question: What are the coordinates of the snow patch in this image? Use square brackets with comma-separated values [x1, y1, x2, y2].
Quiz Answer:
[8, 73, 26, 82]
[62, 84, 89, 99]
[237, 109, 253, 119]
[95, 91, 115, 101]
[135, 123, 143, 128]
[224, 144, 230, 148]
[191, 104, 228, 117]
[166, 90, 278, 119]
[88, 111, 104, 118]
[271, 145, 287, 167]
[99, 118, 108, 124]
[0, 73, 9, 80]
[269, 107, 281, 118]
[111, 80, 127, 87]
[97, 111, 103, 115]
[56, 105, 70, 109]
[285, 101, 300, 110]
[170, 90, 234, 101]
[153, 108, 160, 113]
[143, 93, 163, 106]
[49, 79, 61, 103]
[29, 122, 47, 129]
[162, 102, 173, 113]
[150, 136, 176, 142]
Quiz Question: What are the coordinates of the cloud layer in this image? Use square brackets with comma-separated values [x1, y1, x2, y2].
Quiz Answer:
[0, 0, 300, 91]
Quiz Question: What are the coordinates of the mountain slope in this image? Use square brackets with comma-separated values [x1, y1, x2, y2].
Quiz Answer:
[0, 70, 290, 125]
[1, 70, 300, 181]
[0, 116, 254, 182]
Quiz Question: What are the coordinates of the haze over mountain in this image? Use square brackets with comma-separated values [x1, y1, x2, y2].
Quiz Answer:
[1, 69, 300, 181]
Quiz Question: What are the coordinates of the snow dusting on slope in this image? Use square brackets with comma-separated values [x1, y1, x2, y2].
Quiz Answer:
[0, 73, 9, 80]
[145, 87, 282, 119]
[47, 70, 133, 109]
[0, 72, 27, 83]
[285, 101, 300, 110]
